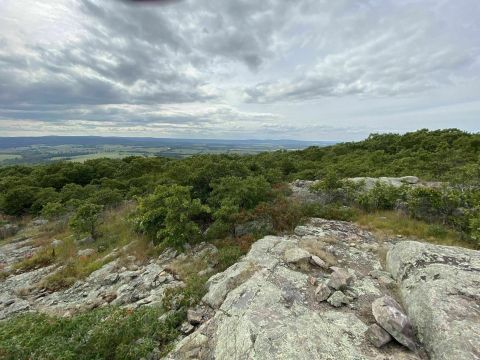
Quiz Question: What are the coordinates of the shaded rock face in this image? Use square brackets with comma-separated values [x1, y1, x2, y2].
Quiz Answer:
[166, 219, 420, 360]
[387, 241, 480, 360]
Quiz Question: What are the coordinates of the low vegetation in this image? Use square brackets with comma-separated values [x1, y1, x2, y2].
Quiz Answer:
[1, 129, 479, 359]
[0, 306, 183, 360]
[355, 211, 473, 248]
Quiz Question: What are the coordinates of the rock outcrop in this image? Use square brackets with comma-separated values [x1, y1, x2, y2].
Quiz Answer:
[2, 217, 478, 360]
[290, 176, 441, 204]
[166, 219, 421, 360]
[0, 241, 215, 320]
[387, 241, 480, 360]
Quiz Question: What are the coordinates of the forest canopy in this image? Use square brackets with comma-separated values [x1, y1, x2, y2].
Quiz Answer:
[1, 129, 479, 246]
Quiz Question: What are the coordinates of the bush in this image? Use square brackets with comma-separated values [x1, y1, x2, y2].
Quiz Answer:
[406, 187, 443, 221]
[134, 184, 210, 248]
[357, 183, 402, 211]
[253, 198, 304, 232]
[41, 202, 67, 220]
[209, 175, 272, 210]
[0, 185, 37, 216]
[69, 203, 103, 239]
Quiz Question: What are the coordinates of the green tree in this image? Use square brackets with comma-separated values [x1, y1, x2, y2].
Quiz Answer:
[0, 186, 37, 216]
[209, 176, 272, 210]
[134, 184, 210, 248]
[88, 188, 123, 207]
[69, 203, 103, 239]
[41, 202, 67, 220]
[31, 187, 60, 214]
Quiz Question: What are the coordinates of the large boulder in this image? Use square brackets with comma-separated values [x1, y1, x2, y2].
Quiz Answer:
[387, 241, 480, 360]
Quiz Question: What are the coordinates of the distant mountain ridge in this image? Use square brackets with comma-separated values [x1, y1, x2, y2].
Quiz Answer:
[0, 136, 336, 149]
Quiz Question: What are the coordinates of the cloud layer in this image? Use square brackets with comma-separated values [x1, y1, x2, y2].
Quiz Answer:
[0, 0, 479, 139]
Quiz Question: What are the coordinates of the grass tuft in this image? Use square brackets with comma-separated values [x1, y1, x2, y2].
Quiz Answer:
[355, 210, 477, 249]
[0, 306, 182, 360]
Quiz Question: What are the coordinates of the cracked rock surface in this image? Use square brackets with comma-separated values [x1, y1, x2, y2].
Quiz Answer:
[0, 242, 215, 320]
[166, 219, 422, 360]
[387, 241, 480, 360]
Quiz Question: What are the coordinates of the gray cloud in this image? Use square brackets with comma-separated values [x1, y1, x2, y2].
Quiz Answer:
[0, 0, 479, 139]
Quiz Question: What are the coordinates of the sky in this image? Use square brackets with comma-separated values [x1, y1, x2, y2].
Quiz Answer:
[0, 0, 479, 141]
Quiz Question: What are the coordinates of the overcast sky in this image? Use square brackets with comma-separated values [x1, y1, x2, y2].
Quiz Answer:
[0, 0, 479, 140]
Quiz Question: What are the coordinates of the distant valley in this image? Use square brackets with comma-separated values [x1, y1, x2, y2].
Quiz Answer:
[0, 136, 336, 165]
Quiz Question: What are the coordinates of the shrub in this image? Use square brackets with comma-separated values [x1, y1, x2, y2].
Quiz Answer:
[134, 184, 210, 248]
[253, 198, 305, 232]
[0, 185, 37, 216]
[69, 203, 103, 239]
[89, 188, 123, 208]
[209, 175, 272, 210]
[406, 187, 443, 221]
[41, 202, 67, 220]
[357, 183, 402, 211]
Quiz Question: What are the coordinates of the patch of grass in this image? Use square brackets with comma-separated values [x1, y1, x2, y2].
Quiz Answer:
[216, 245, 244, 271]
[299, 237, 337, 266]
[303, 203, 360, 222]
[37, 204, 150, 291]
[356, 210, 477, 249]
[167, 256, 210, 279]
[13, 247, 55, 272]
[162, 275, 209, 312]
[0, 305, 183, 360]
[40, 257, 108, 292]
[96, 203, 148, 255]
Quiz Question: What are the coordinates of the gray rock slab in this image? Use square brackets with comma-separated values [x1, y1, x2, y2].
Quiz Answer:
[387, 241, 480, 360]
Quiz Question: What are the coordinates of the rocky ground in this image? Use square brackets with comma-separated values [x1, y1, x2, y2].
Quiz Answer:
[1, 215, 479, 359]
[166, 219, 479, 360]
[0, 236, 217, 320]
